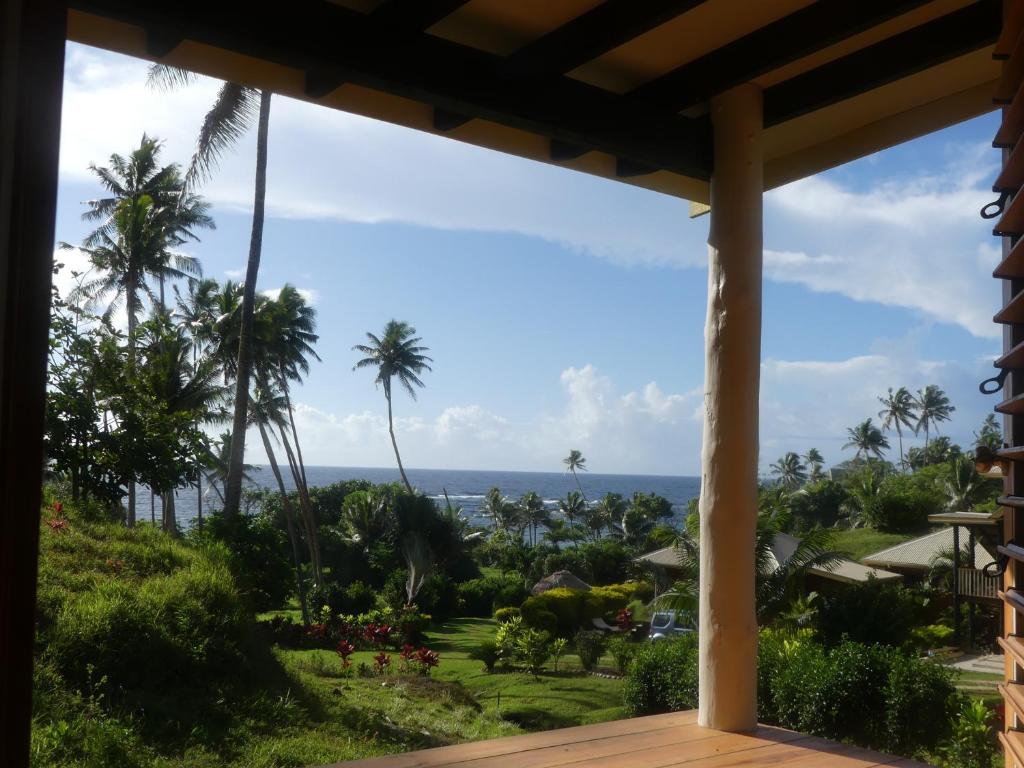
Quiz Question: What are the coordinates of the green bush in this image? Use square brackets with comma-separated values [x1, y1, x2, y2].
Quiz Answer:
[573, 630, 607, 672]
[867, 475, 941, 532]
[622, 634, 699, 715]
[516, 629, 555, 675]
[936, 699, 998, 768]
[457, 576, 528, 617]
[493, 607, 521, 624]
[495, 616, 525, 663]
[521, 583, 647, 636]
[416, 573, 461, 621]
[816, 581, 932, 648]
[607, 636, 639, 674]
[789, 480, 847, 530]
[309, 579, 377, 618]
[470, 639, 500, 672]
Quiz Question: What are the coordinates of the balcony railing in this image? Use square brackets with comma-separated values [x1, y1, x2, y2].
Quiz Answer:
[957, 567, 999, 600]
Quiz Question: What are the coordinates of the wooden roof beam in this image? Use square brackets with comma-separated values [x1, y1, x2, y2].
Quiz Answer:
[629, 0, 937, 113]
[70, 0, 713, 179]
[369, 0, 471, 32]
[763, 0, 1000, 127]
[500, 0, 708, 80]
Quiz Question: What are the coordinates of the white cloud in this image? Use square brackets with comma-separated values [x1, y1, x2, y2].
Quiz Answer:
[224, 268, 244, 279]
[764, 154, 1001, 338]
[259, 286, 319, 305]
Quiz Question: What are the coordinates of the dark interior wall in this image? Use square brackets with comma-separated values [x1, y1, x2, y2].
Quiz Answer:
[0, 1, 66, 766]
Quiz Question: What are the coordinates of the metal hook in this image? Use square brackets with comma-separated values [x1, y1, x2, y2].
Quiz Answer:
[984, 540, 1016, 578]
[979, 368, 1009, 395]
[981, 190, 1011, 219]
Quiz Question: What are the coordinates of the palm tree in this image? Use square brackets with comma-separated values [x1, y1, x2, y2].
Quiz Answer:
[563, 449, 589, 503]
[843, 418, 890, 461]
[340, 489, 391, 549]
[597, 492, 628, 540]
[148, 66, 273, 522]
[974, 413, 1002, 452]
[69, 136, 210, 526]
[666, 514, 842, 623]
[482, 487, 521, 533]
[353, 320, 432, 493]
[769, 452, 807, 490]
[944, 455, 989, 512]
[839, 470, 882, 528]
[519, 491, 549, 546]
[559, 490, 586, 547]
[804, 448, 825, 482]
[249, 381, 310, 623]
[914, 384, 955, 450]
[878, 387, 916, 469]
[137, 316, 228, 535]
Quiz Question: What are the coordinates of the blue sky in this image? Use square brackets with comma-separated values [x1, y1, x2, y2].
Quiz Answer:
[54, 43, 1003, 476]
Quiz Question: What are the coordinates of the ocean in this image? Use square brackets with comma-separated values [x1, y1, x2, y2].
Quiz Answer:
[137, 466, 701, 530]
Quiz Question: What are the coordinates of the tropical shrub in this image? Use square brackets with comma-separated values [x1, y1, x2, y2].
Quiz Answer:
[415, 573, 460, 621]
[470, 639, 499, 672]
[516, 629, 555, 675]
[937, 699, 998, 768]
[622, 634, 699, 715]
[868, 475, 942, 532]
[495, 616, 526, 663]
[788, 480, 847, 530]
[573, 630, 607, 672]
[457, 575, 528, 617]
[608, 636, 639, 674]
[309, 579, 377, 618]
[493, 606, 521, 624]
[815, 581, 932, 648]
[521, 583, 649, 636]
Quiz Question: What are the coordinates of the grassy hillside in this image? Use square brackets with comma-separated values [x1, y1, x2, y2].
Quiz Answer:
[31, 515, 624, 768]
[831, 527, 921, 561]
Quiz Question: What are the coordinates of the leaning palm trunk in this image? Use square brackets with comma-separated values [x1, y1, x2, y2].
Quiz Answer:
[161, 490, 177, 537]
[278, 424, 322, 585]
[281, 377, 310, 496]
[571, 469, 588, 505]
[258, 420, 310, 624]
[223, 90, 272, 520]
[386, 388, 413, 494]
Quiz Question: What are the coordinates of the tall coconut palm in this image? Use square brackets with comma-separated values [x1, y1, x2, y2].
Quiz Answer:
[482, 487, 521, 534]
[843, 418, 890, 461]
[353, 320, 432, 493]
[944, 455, 989, 512]
[148, 66, 273, 522]
[563, 449, 589, 503]
[913, 385, 955, 450]
[519, 491, 549, 546]
[878, 387, 916, 469]
[804, 448, 825, 482]
[249, 381, 310, 624]
[559, 490, 586, 548]
[69, 136, 210, 525]
[769, 452, 806, 490]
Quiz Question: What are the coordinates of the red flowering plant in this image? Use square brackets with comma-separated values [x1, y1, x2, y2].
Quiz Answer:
[47, 501, 68, 532]
[373, 651, 391, 675]
[413, 647, 440, 676]
[364, 623, 395, 647]
[336, 639, 356, 676]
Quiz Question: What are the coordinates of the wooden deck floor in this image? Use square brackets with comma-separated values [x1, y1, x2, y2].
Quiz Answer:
[326, 710, 932, 767]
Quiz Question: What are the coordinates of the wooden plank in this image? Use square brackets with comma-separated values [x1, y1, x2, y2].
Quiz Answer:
[762, 0, 1000, 127]
[332, 711, 699, 767]
[500, 0, 708, 80]
[657, 734, 897, 768]
[628, 0, 934, 112]
[996, 338, 1024, 367]
[1000, 542, 1024, 563]
[1001, 729, 1024, 768]
[996, 135, 1024, 191]
[68, 0, 713, 180]
[996, 0, 1024, 58]
[1002, 683, 1024, 723]
[368, 0, 471, 32]
[998, 445, 1024, 462]
[997, 25, 1024, 103]
[1001, 635, 1024, 667]
[998, 393, 1024, 415]
[1000, 496, 1024, 508]
[996, 79, 1024, 148]
[995, 288, 1024, 323]
[1001, 588, 1024, 615]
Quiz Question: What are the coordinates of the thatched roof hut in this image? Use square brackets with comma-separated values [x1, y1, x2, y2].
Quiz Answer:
[531, 570, 591, 596]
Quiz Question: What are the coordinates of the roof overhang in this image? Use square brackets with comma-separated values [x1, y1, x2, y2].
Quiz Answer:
[65, 0, 1003, 203]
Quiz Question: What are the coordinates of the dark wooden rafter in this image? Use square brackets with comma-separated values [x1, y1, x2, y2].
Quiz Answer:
[501, 0, 708, 80]
[69, 0, 714, 179]
[762, 0, 1001, 127]
[368, 0, 470, 32]
[628, 0, 936, 113]
[145, 27, 183, 57]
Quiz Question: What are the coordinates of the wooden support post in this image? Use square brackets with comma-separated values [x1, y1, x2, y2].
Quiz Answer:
[698, 83, 762, 732]
[0, 1, 67, 765]
[954, 525, 961, 646]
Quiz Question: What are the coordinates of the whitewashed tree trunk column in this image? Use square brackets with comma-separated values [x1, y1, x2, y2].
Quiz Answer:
[698, 83, 763, 732]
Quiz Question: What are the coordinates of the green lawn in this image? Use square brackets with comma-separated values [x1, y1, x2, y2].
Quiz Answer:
[831, 527, 923, 560]
[215, 617, 627, 767]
